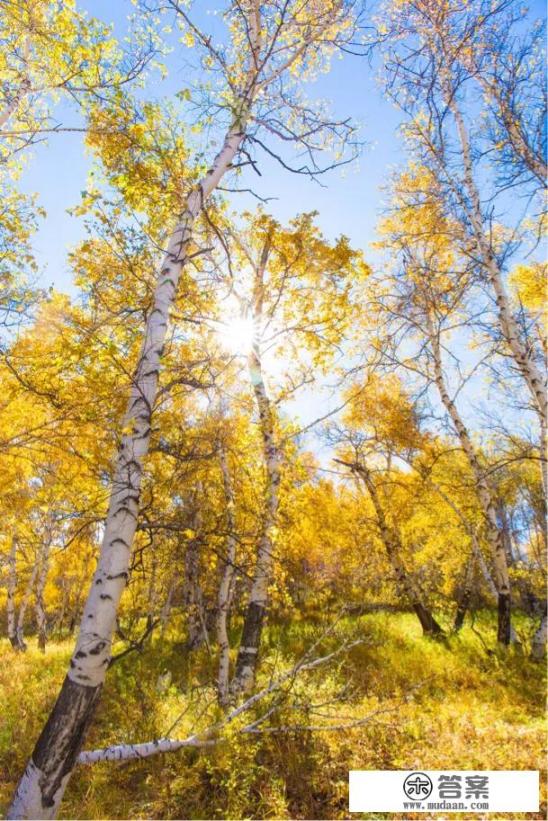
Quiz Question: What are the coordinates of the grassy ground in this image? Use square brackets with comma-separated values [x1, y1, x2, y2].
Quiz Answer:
[0, 611, 545, 819]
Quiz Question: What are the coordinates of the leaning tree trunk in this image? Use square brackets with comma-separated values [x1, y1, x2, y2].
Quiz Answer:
[359, 464, 443, 636]
[429, 324, 512, 645]
[444, 85, 548, 500]
[7, 110, 251, 821]
[217, 442, 238, 706]
[232, 313, 281, 696]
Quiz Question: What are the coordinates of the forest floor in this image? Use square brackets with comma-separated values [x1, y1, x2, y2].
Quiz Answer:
[0, 611, 545, 820]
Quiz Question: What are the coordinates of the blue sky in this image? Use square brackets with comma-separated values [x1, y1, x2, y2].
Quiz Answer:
[19, 0, 546, 294]
[19, 0, 404, 294]
[16, 0, 545, 456]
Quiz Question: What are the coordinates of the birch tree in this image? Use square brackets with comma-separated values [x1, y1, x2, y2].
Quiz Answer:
[8, 4, 364, 816]
[217, 435, 239, 706]
[206, 210, 367, 695]
[0, 0, 150, 338]
[380, 0, 547, 497]
[451, 1, 547, 189]
[339, 455, 443, 635]
[330, 374, 444, 635]
[0, 0, 150, 160]
[373, 180, 514, 643]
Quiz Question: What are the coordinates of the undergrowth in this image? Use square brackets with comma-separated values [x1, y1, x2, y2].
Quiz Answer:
[0, 611, 545, 820]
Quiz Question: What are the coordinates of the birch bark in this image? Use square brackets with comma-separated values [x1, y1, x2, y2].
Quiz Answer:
[9, 1, 357, 811]
[232, 239, 282, 695]
[428, 322, 512, 643]
[8, 105, 253, 821]
[441, 81, 547, 494]
[217, 442, 238, 706]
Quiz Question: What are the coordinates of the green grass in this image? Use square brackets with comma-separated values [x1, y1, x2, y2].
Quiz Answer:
[0, 612, 545, 819]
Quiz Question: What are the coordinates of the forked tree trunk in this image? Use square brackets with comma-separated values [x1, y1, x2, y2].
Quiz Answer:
[7, 110, 251, 820]
[217, 443, 238, 706]
[232, 244, 282, 695]
[358, 463, 443, 636]
[429, 324, 512, 644]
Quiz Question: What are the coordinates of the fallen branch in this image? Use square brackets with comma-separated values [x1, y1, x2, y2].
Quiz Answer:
[78, 638, 365, 765]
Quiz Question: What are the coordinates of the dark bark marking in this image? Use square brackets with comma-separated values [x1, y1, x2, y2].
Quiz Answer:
[88, 642, 107, 656]
[31, 676, 102, 808]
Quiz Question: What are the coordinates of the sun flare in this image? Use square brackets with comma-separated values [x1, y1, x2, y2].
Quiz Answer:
[217, 315, 256, 355]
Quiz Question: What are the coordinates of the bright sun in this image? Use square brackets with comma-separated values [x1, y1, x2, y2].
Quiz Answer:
[217, 315, 256, 355]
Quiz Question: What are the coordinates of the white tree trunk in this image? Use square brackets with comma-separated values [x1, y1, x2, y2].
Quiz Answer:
[7, 113, 250, 821]
[217, 442, 238, 706]
[429, 325, 512, 643]
[445, 86, 547, 445]
[231, 295, 282, 695]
